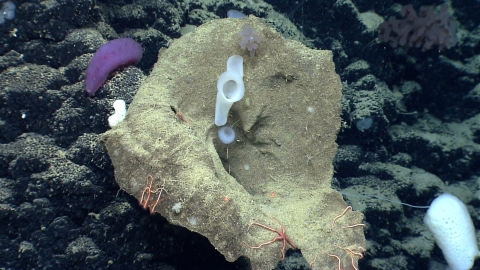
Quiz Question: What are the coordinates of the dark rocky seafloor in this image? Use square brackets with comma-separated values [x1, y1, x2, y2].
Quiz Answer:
[0, 0, 479, 269]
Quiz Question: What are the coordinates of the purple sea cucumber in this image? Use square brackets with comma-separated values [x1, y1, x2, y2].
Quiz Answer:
[85, 38, 143, 96]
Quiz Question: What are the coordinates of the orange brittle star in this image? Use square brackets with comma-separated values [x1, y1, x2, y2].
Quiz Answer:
[329, 206, 366, 269]
[139, 175, 169, 214]
[334, 245, 366, 270]
[315, 245, 365, 270]
[244, 216, 297, 260]
[310, 206, 366, 269]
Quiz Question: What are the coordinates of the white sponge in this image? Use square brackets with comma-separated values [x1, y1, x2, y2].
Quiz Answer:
[424, 193, 480, 270]
[0, 1, 16, 24]
[108, 100, 127, 128]
[218, 126, 235, 144]
[215, 55, 244, 126]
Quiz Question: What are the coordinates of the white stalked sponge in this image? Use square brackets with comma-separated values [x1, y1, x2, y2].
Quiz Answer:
[424, 193, 480, 270]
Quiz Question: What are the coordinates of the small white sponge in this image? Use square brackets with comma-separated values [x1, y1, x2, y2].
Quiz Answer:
[108, 100, 127, 128]
[424, 193, 480, 270]
[218, 126, 235, 144]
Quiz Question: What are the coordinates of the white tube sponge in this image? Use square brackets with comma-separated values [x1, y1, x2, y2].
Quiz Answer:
[215, 55, 244, 126]
[424, 193, 480, 270]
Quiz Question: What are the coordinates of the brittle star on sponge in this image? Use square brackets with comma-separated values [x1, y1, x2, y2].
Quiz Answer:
[139, 175, 169, 214]
[243, 216, 297, 260]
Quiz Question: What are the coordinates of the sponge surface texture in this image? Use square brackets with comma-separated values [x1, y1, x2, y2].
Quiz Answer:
[103, 16, 364, 270]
